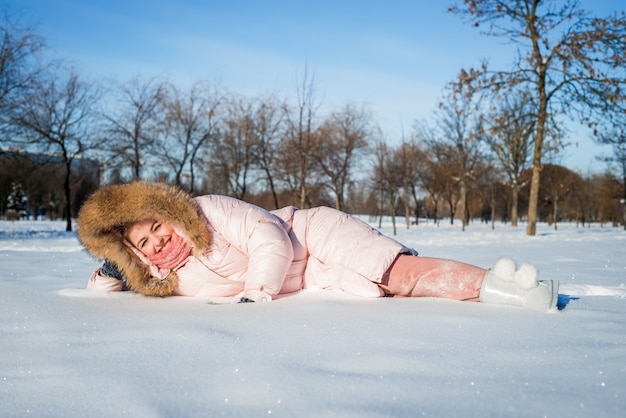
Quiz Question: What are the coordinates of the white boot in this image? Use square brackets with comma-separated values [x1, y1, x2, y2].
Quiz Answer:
[480, 258, 559, 312]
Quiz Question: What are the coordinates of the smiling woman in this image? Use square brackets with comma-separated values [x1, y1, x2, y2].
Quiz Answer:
[76, 181, 558, 311]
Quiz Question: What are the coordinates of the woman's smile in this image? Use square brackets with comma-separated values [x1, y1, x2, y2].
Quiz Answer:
[159, 237, 171, 252]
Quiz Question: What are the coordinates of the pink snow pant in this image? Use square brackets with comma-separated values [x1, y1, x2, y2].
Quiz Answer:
[380, 255, 486, 301]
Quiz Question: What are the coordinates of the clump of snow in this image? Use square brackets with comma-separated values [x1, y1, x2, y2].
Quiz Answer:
[1, 218, 625, 417]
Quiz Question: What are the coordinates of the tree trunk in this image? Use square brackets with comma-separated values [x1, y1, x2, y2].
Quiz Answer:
[552, 196, 559, 231]
[622, 174, 626, 230]
[404, 196, 411, 230]
[63, 159, 72, 232]
[511, 184, 519, 227]
[526, 20, 549, 237]
[491, 192, 496, 230]
[449, 200, 455, 225]
[267, 175, 279, 210]
[460, 181, 467, 231]
[431, 197, 439, 225]
[410, 185, 419, 226]
[333, 179, 344, 212]
[526, 163, 542, 236]
[378, 188, 383, 229]
[526, 83, 548, 236]
[390, 195, 397, 236]
[298, 156, 308, 208]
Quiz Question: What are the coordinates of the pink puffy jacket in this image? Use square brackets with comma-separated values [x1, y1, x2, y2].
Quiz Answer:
[87, 195, 414, 301]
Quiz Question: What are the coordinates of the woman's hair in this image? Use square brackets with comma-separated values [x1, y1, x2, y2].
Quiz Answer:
[108, 223, 131, 240]
[111, 219, 156, 241]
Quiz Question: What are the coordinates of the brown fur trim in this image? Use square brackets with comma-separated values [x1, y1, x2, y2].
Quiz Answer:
[143, 270, 180, 297]
[77, 182, 210, 296]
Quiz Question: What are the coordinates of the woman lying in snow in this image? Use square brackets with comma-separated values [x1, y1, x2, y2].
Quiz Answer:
[77, 182, 558, 311]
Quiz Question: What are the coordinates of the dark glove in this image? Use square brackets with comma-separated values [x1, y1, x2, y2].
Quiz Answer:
[101, 260, 124, 280]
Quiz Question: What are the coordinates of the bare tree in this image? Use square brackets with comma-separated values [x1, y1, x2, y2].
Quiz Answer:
[211, 95, 257, 200]
[449, 0, 626, 235]
[0, 9, 44, 130]
[416, 149, 445, 224]
[487, 91, 536, 226]
[431, 145, 463, 225]
[413, 122, 448, 224]
[395, 139, 426, 228]
[250, 95, 285, 209]
[428, 91, 487, 231]
[371, 139, 404, 235]
[475, 159, 504, 229]
[157, 81, 222, 192]
[370, 139, 387, 229]
[102, 74, 166, 180]
[313, 103, 372, 211]
[9, 67, 101, 231]
[282, 64, 320, 208]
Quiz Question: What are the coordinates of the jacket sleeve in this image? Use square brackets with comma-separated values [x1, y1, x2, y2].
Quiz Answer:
[86, 268, 124, 292]
[194, 195, 294, 302]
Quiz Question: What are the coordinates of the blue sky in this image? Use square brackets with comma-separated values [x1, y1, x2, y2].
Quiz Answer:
[10, 0, 623, 172]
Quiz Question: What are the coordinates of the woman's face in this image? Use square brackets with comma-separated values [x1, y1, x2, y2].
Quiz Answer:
[126, 219, 175, 257]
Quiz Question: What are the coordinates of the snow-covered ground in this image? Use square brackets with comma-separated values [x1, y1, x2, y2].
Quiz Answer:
[1, 218, 625, 417]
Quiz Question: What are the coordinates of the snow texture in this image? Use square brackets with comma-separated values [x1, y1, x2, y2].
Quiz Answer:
[1, 218, 625, 417]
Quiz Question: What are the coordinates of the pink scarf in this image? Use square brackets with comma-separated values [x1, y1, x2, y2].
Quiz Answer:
[148, 232, 192, 269]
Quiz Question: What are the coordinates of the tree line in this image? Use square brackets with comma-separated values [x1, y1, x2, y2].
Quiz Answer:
[1, 1, 625, 233]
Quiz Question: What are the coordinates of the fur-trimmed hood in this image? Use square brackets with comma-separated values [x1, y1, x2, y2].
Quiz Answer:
[77, 182, 211, 296]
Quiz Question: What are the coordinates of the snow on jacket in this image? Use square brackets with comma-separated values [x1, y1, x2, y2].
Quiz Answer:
[77, 182, 416, 302]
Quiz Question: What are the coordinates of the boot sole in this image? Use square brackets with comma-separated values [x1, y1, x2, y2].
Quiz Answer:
[545, 280, 559, 311]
